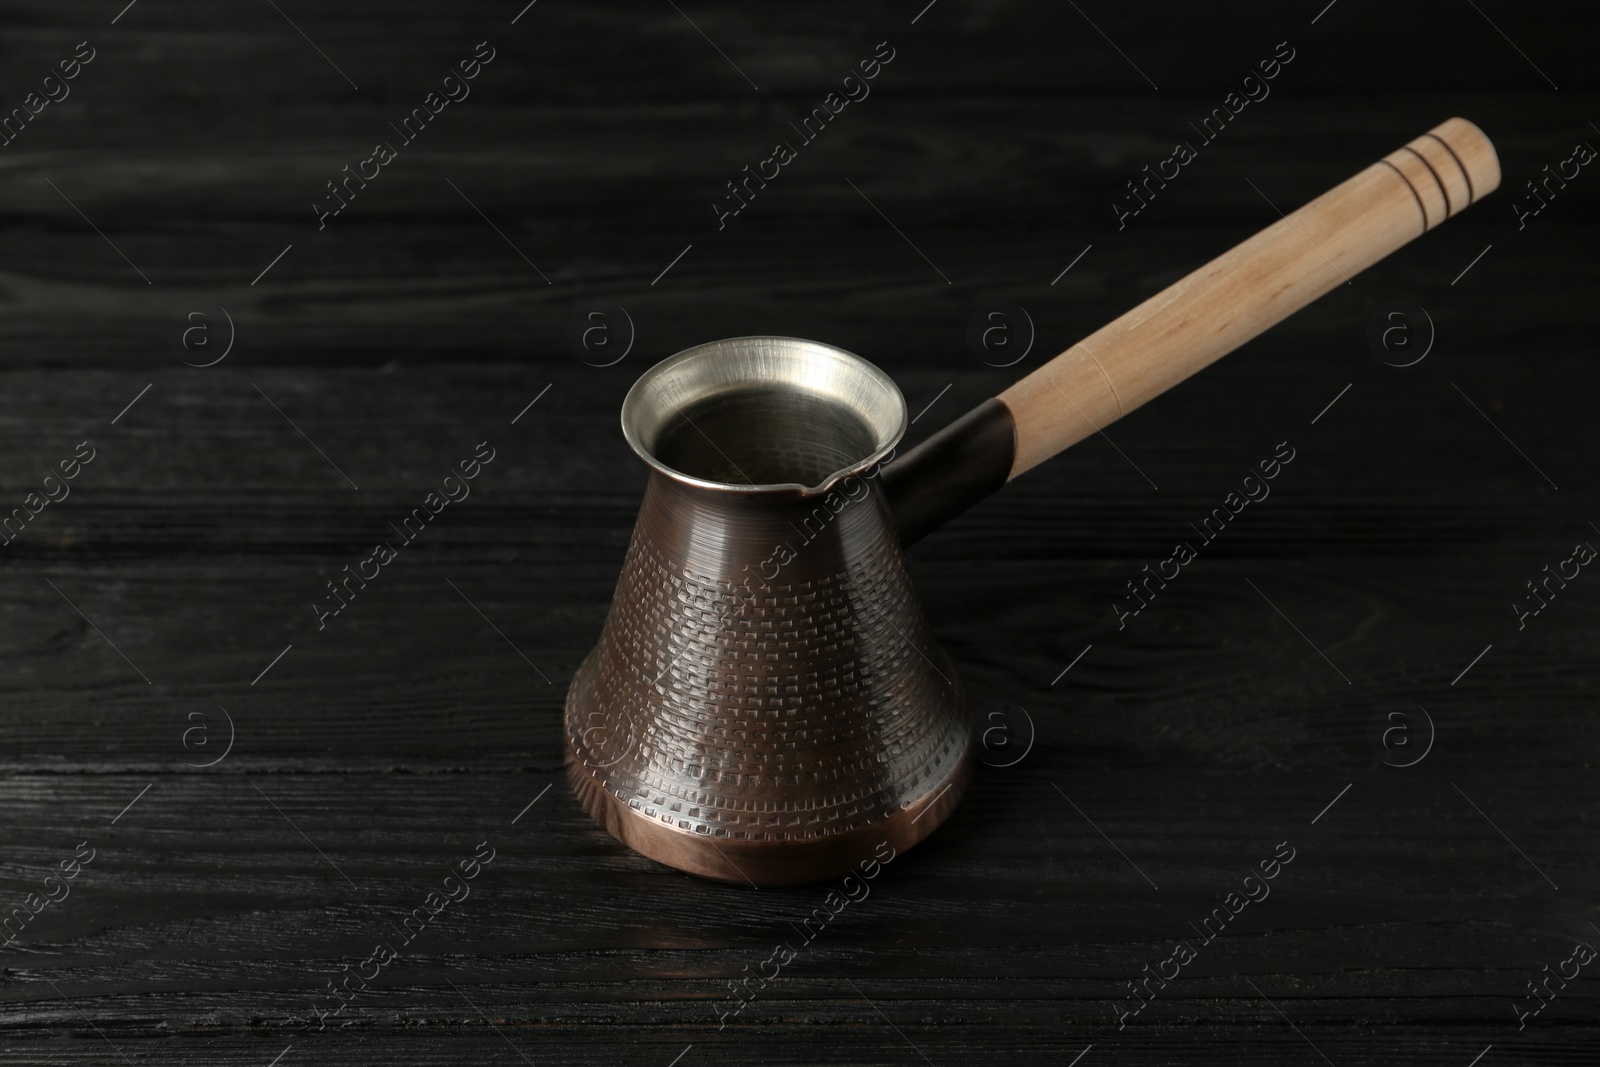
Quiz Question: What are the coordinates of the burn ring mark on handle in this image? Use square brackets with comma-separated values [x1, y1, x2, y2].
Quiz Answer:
[1423, 131, 1476, 205]
[1379, 158, 1431, 232]
[1402, 144, 1454, 218]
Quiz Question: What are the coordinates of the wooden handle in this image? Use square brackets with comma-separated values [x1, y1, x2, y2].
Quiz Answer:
[997, 117, 1500, 477]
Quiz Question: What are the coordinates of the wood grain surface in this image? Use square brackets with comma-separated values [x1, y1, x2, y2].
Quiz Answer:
[2, 1, 1597, 1064]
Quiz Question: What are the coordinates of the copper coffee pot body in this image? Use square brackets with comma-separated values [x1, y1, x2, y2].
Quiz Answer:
[565, 338, 971, 885]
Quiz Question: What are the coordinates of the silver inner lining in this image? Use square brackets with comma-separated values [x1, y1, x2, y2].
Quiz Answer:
[622, 337, 907, 493]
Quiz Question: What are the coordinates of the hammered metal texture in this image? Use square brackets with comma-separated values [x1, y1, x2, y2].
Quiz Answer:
[565, 471, 971, 883]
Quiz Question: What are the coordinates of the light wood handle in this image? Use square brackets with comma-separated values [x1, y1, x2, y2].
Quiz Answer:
[998, 117, 1500, 477]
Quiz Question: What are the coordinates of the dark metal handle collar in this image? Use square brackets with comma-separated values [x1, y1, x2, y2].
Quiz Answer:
[881, 397, 1017, 547]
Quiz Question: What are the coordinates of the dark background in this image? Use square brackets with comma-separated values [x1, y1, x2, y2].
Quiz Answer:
[2, 0, 1596, 1063]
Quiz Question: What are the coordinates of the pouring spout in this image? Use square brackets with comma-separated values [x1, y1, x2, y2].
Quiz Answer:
[882, 397, 1018, 547]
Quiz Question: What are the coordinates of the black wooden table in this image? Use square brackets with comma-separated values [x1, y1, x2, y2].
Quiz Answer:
[3, 2, 1596, 1063]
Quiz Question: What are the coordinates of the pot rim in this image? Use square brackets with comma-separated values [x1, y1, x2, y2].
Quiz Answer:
[620, 335, 908, 496]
